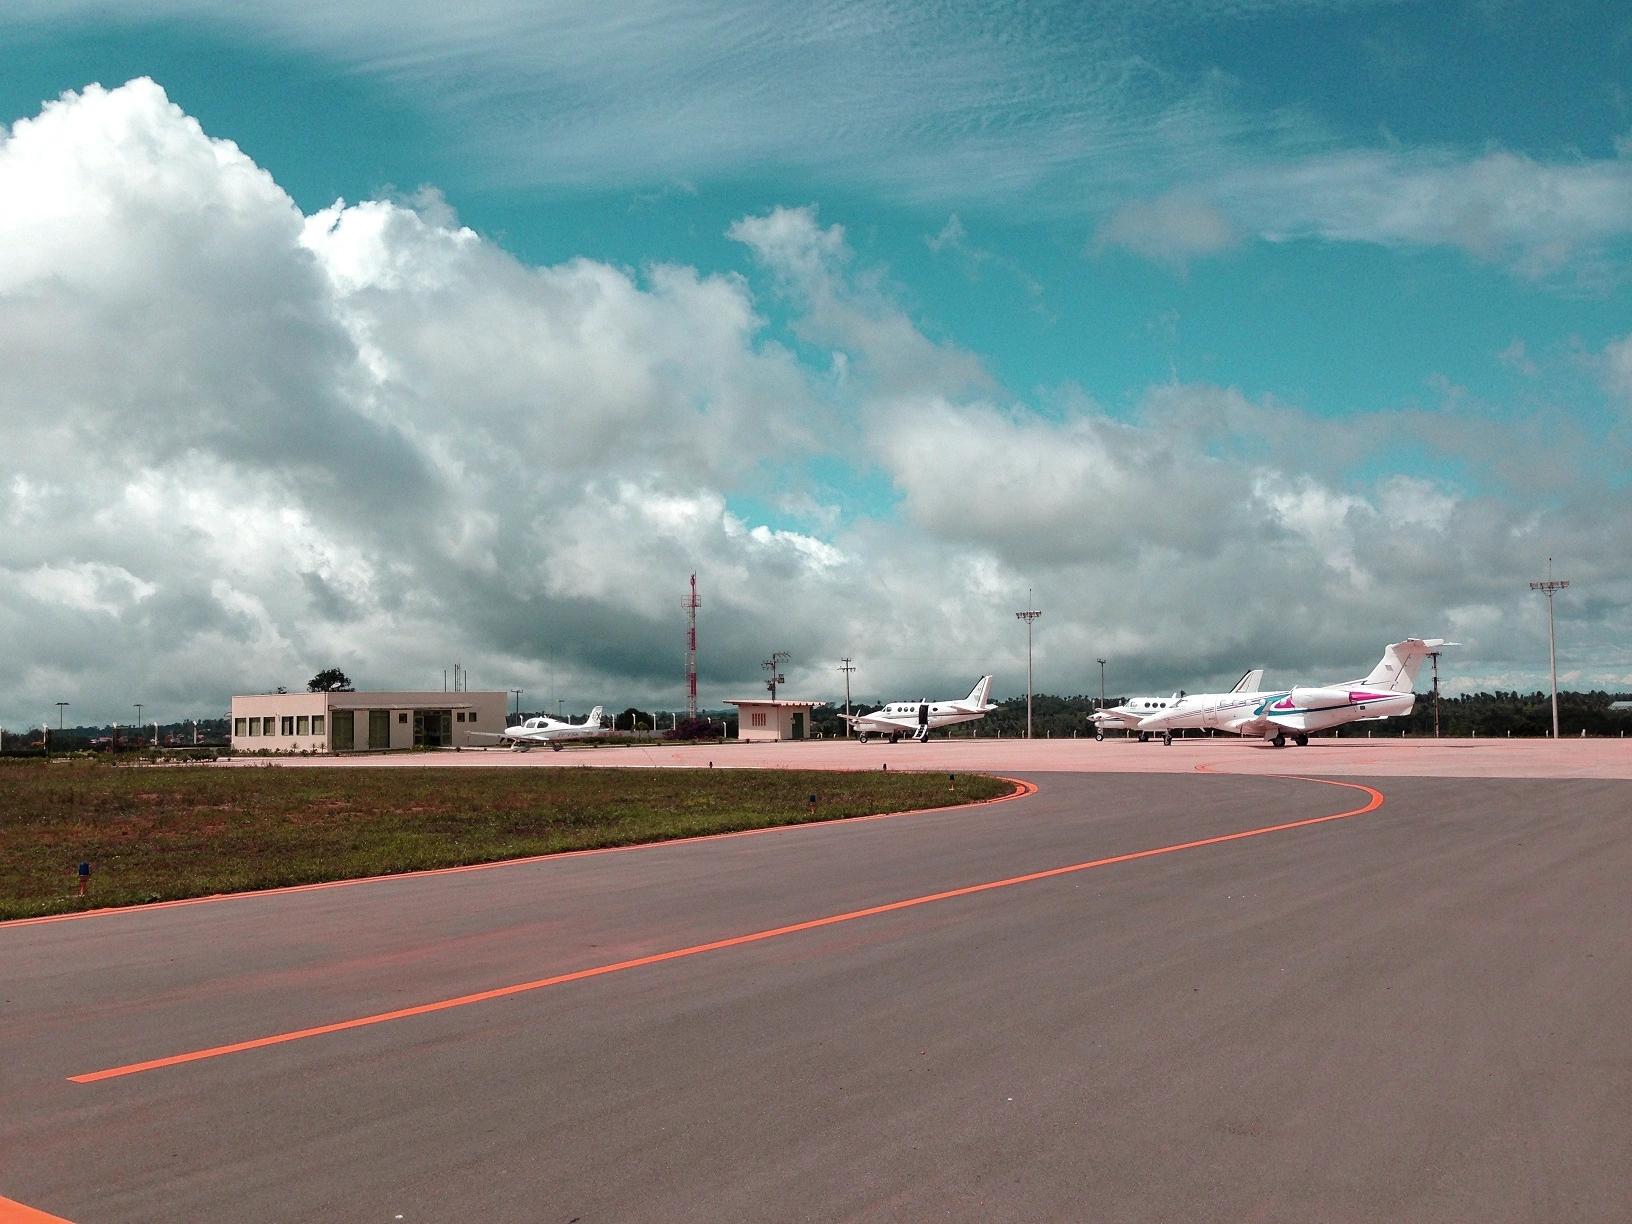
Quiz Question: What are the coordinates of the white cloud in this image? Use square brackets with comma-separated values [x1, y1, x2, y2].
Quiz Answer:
[1095, 193, 1240, 266]
[1, 80, 1629, 726]
[1214, 148, 1632, 277]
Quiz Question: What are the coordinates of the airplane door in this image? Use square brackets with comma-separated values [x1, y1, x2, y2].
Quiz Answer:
[918, 704, 929, 727]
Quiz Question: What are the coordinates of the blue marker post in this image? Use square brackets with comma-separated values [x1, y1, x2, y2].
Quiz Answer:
[77, 861, 91, 899]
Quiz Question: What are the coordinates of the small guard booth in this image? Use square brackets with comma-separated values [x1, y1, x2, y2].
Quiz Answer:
[726, 698, 823, 742]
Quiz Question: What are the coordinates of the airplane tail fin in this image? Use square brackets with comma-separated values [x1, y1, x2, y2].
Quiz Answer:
[1230, 668, 1265, 694]
[585, 705, 604, 726]
[1359, 639, 1453, 693]
[964, 675, 994, 709]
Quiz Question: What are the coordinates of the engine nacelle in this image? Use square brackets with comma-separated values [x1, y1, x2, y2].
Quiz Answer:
[1283, 686, 1359, 709]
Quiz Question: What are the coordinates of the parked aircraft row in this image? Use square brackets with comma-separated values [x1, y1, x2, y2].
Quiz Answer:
[480, 637, 1448, 750]
[852, 637, 1449, 748]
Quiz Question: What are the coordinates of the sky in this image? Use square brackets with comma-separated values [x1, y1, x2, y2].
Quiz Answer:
[2, 0, 1631, 727]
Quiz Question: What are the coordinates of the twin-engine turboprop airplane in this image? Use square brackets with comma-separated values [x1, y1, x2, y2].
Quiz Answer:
[1089, 669, 1264, 742]
[472, 706, 610, 751]
[1137, 638, 1451, 747]
[843, 676, 996, 743]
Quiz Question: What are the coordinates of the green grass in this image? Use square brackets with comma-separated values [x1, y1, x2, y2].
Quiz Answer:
[0, 760, 1011, 920]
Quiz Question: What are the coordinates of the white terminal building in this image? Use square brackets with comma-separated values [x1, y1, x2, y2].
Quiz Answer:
[229, 690, 509, 752]
[725, 698, 824, 742]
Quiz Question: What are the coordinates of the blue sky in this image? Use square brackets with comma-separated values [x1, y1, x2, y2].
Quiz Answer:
[2, 1, 1630, 723]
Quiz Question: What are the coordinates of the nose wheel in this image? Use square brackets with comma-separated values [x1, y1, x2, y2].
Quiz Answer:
[1162, 731, 1173, 746]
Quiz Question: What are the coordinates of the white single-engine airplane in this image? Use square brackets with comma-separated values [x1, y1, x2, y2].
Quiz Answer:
[1089, 669, 1264, 742]
[843, 676, 996, 743]
[474, 706, 610, 751]
[1137, 638, 1451, 748]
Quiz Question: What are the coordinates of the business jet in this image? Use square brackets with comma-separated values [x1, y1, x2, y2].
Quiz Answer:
[474, 706, 610, 751]
[1089, 669, 1264, 742]
[1137, 638, 1451, 747]
[843, 676, 996, 743]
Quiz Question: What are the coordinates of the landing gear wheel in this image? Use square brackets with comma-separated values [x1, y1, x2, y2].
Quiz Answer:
[1269, 732, 1286, 748]
[1294, 733, 1309, 747]
[857, 733, 870, 744]
[1138, 731, 1149, 743]
[551, 741, 563, 751]
[1162, 731, 1173, 746]
[889, 732, 900, 744]
[1094, 730, 1104, 743]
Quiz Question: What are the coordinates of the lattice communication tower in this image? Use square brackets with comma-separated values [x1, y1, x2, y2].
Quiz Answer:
[684, 573, 701, 721]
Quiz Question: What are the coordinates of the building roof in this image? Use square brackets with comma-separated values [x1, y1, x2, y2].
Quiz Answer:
[724, 698, 825, 708]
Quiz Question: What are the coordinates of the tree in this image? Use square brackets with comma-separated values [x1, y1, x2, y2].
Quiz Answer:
[615, 707, 653, 731]
[307, 668, 354, 692]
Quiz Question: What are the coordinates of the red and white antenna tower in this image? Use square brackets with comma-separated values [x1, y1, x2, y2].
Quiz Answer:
[684, 572, 700, 721]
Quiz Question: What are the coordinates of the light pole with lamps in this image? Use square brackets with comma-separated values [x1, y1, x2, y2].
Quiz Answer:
[1529, 559, 1570, 740]
[133, 704, 143, 749]
[1015, 592, 1041, 739]
[838, 656, 855, 736]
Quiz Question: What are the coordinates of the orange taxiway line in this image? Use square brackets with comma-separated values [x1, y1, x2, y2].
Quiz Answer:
[0, 1195, 74, 1223]
[6, 776, 1036, 929]
[70, 774, 1379, 1084]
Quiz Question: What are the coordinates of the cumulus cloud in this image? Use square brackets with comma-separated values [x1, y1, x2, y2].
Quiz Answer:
[2, 80, 1630, 727]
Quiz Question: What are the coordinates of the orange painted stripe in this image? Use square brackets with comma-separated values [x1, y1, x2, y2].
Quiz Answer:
[70, 774, 1379, 1084]
[6, 776, 1035, 929]
[0, 1195, 74, 1223]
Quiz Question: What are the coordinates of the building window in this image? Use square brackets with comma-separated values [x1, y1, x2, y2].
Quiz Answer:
[244, 719, 257, 737]
[751, 712, 767, 727]
[281, 716, 295, 736]
[262, 717, 276, 735]
[398, 712, 408, 724]
[312, 715, 325, 736]
[456, 711, 465, 722]
[296, 715, 309, 735]
[234, 718, 247, 737]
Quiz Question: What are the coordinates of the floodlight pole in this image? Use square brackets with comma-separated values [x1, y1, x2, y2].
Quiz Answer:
[1529, 558, 1570, 740]
[510, 689, 523, 718]
[1428, 651, 1440, 739]
[1015, 592, 1041, 739]
[838, 656, 855, 736]
[1096, 658, 1107, 712]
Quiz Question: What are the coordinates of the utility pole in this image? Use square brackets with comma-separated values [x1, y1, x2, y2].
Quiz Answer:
[1015, 591, 1041, 739]
[1428, 651, 1441, 738]
[1529, 558, 1570, 740]
[510, 689, 523, 718]
[1096, 658, 1107, 713]
[764, 651, 789, 702]
[133, 704, 143, 748]
[838, 656, 855, 735]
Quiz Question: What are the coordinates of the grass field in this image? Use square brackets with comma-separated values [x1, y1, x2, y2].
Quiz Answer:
[0, 761, 1012, 920]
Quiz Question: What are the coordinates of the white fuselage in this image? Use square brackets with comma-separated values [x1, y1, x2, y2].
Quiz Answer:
[1091, 695, 1186, 731]
[1140, 687, 1414, 737]
[500, 709, 610, 751]
[843, 676, 997, 743]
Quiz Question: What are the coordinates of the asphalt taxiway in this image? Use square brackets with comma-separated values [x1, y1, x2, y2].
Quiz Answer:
[4, 759, 1631, 1221]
